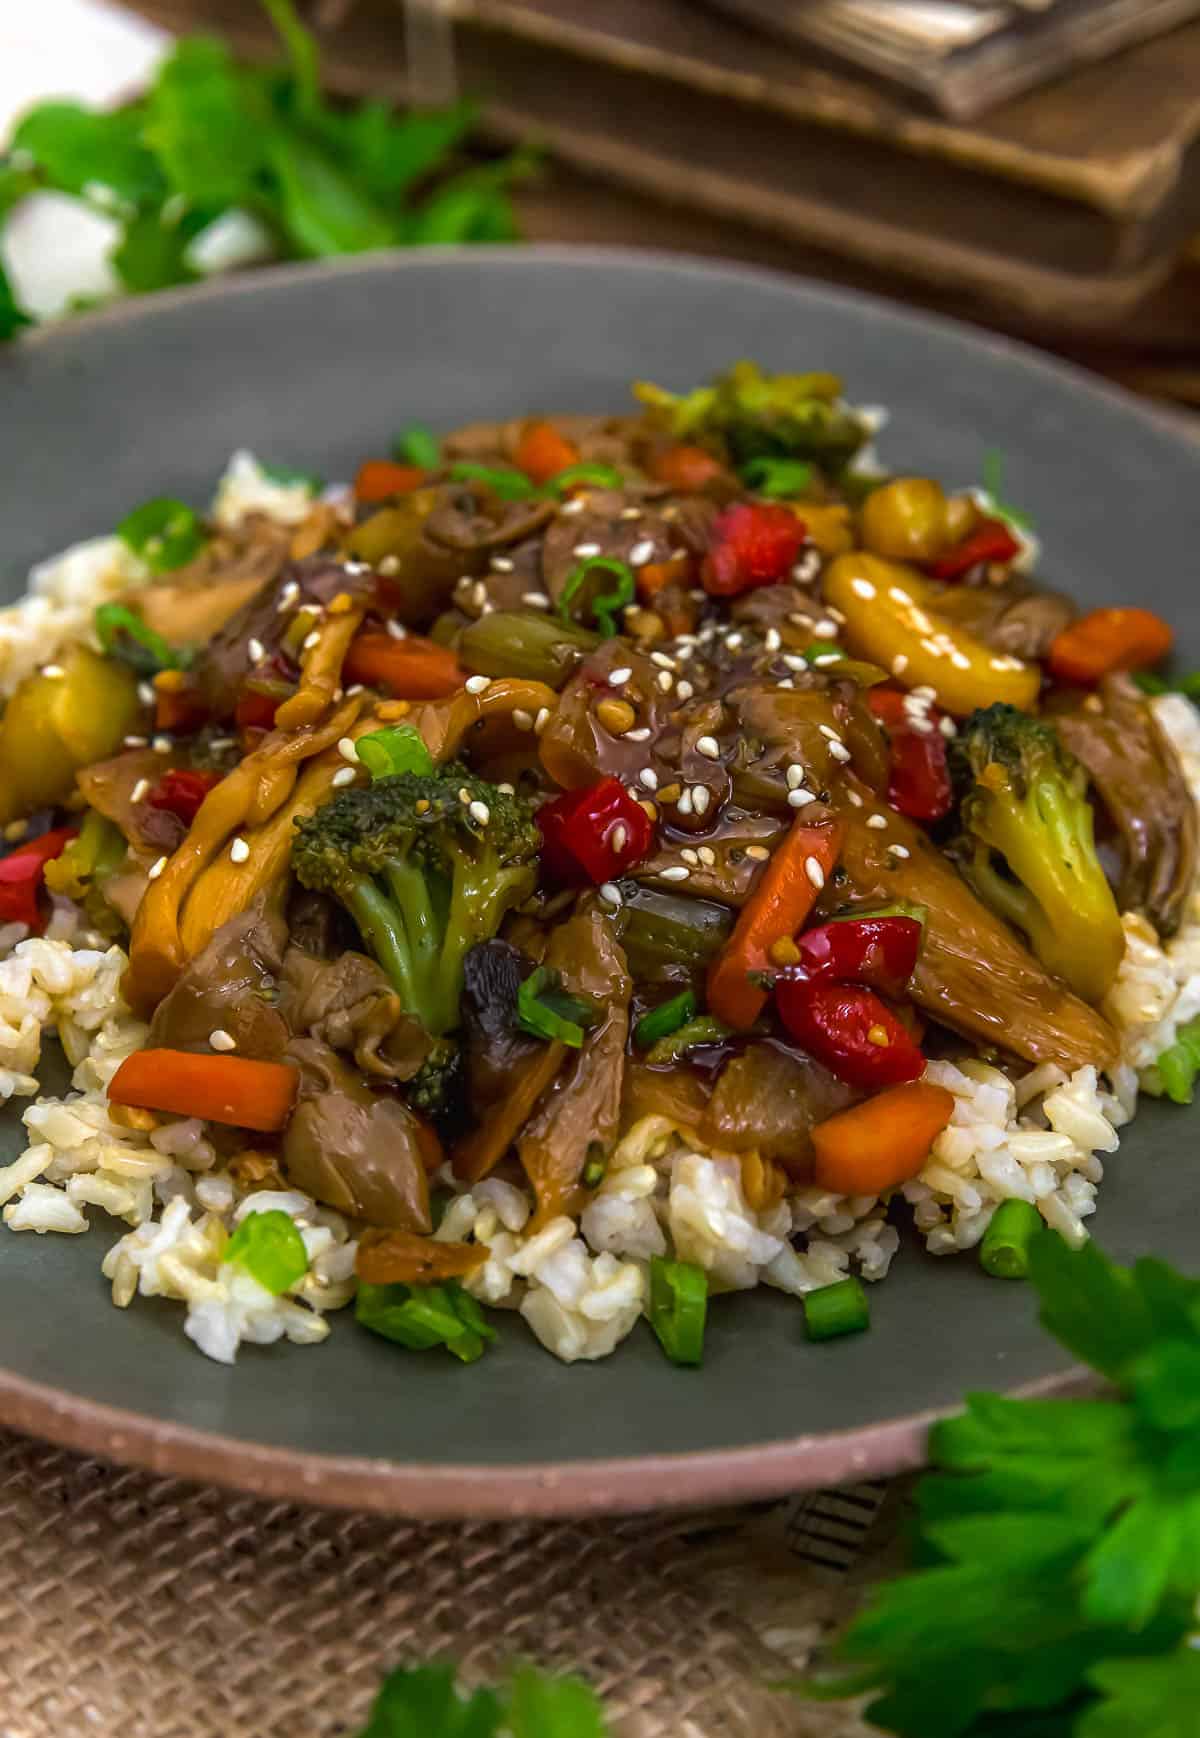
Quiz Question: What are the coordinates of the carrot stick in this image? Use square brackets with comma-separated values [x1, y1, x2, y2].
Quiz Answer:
[354, 459, 428, 503]
[811, 1080, 955, 1195]
[343, 632, 465, 699]
[514, 420, 580, 485]
[707, 814, 845, 1029]
[108, 1049, 298, 1133]
[1047, 607, 1173, 688]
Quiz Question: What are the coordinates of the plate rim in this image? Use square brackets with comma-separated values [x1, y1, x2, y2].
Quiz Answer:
[1, 243, 1191, 1514]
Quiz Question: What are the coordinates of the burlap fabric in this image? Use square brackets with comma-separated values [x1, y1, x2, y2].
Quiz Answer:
[0, 1426, 899, 1737]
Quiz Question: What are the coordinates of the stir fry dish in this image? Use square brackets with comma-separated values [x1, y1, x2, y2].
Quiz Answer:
[1, 363, 1198, 1368]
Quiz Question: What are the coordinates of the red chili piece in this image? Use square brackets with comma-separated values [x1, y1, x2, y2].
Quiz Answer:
[868, 687, 953, 823]
[0, 827, 79, 930]
[235, 687, 282, 733]
[701, 503, 806, 597]
[927, 516, 1021, 581]
[796, 915, 923, 1000]
[146, 769, 221, 826]
[775, 979, 925, 1090]
[537, 777, 654, 884]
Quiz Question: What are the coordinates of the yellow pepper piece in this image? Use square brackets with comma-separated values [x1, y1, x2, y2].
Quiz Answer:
[822, 552, 1040, 718]
[0, 645, 140, 826]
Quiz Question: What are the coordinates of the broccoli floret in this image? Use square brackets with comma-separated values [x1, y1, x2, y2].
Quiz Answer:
[633, 360, 870, 469]
[404, 1038, 462, 1119]
[291, 766, 539, 1036]
[950, 704, 1124, 1005]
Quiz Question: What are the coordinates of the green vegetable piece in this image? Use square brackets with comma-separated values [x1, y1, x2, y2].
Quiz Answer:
[507, 1665, 609, 1738]
[338, 102, 478, 203]
[143, 38, 267, 207]
[1152, 1014, 1200, 1105]
[115, 498, 205, 574]
[803, 1277, 870, 1342]
[558, 557, 635, 638]
[459, 610, 600, 688]
[1133, 671, 1171, 697]
[110, 211, 195, 294]
[545, 463, 624, 495]
[261, 0, 321, 118]
[356, 1662, 504, 1738]
[0, 262, 32, 341]
[391, 424, 441, 468]
[448, 461, 537, 500]
[93, 602, 190, 676]
[356, 724, 435, 781]
[1080, 1650, 1200, 1738]
[223, 1209, 308, 1295]
[741, 455, 813, 497]
[267, 127, 398, 258]
[517, 966, 595, 1048]
[405, 157, 527, 246]
[829, 900, 927, 931]
[634, 360, 868, 468]
[634, 989, 697, 1049]
[644, 1014, 730, 1066]
[980, 1199, 1043, 1280]
[356, 1279, 495, 1364]
[581, 1145, 608, 1190]
[981, 448, 1035, 532]
[649, 1257, 707, 1366]
[12, 101, 164, 207]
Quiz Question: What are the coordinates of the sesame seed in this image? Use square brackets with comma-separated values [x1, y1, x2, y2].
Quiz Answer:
[850, 577, 876, 599]
[788, 612, 813, 628]
[152, 736, 172, 754]
[786, 764, 806, 789]
[949, 651, 971, 670]
[891, 654, 909, 675]
[697, 845, 716, 866]
[777, 678, 795, 691]
[660, 865, 690, 882]
[534, 708, 550, 734]
[302, 630, 321, 651]
[465, 674, 491, 695]
[940, 717, 957, 738]
[608, 667, 633, 686]
[846, 789, 864, 808]
[497, 782, 516, 795]
[782, 653, 809, 673]
[681, 847, 700, 865]
[788, 788, 817, 808]
[638, 768, 659, 791]
[490, 556, 515, 573]
[695, 735, 720, 759]
[674, 643, 694, 661]
[137, 681, 155, 707]
[40, 664, 64, 679]
[124, 736, 148, 749]
[611, 823, 628, 853]
[130, 778, 150, 804]
[512, 709, 534, 732]
[471, 581, 488, 610]
[889, 844, 911, 859]
[619, 506, 642, 521]
[277, 580, 300, 611]
[804, 855, 825, 889]
[628, 539, 655, 566]
[379, 554, 401, 575]
[813, 621, 838, 639]
[912, 685, 938, 701]
[920, 638, 943, 658]
[626, 726, 652, 743]
[676, 680, 694, 701]
[469, 800, 491, 825]
[248, 637, 266, 663]
[230, 837, 250, 864]
[561, 496, 586, 515]
[725, 633, 744, 652]
[826, 605, 846, 624]
[657, 670, 674, 692]
[209, 1029, 236, 1052]
[888, 587, 913, 606]
[745, 844, 770, 862]
[342, 562, 370, 577]
[337, 738, 359, 763]
[599, 881, 622, 905]
[818, 724, 840, 741]
[573, 542, 601, 558]
[385, 619, 407, 639]
[148, 856, 167, 880]
[908, 718, 935, 737]
[332, 766, 357, 787]
[813, 653, 841, 668]
[692, 786, 712, 816]
[866, 814, 888, 830]
[650, 651, 677, 670]
[910, 609, 935, 634]
[764, 627, 782, 652]
[521, 591, 551, 608]
[829, 742, 852, 763]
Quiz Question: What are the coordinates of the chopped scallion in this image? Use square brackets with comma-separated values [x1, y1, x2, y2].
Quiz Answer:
[649, 1256, 707, 1366]
[356, 1278, 495, 1363]
[448, 461, 537, 500]
[558, 556, 634, 638]
[94, 601, 190, 677]
[1153, 1014, 1200, 1105]
[980, 1199, 1043, 1280]
[355, 722, 434, 780]
[391, 424, 441, 469]
[634, 989, 697, 1049]
[516, 965, 596, 1048]
[803, 1276, 870, 1341]
[116, 496, 205, 573]
[741, 455, 813, 497]
[544, 462, 624, 494]
[644, 1014, 729, 1066]
[223, 1209, 308, 1295]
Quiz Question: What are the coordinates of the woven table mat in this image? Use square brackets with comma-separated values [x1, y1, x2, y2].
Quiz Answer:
[0, 1428, 902, 1738]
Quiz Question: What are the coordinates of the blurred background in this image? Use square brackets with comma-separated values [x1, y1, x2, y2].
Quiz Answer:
[3, 0, 1198, 409]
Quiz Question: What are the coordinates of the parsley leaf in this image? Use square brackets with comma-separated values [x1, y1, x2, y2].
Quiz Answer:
[144, 38, 270, 209]
[1079, 1649, 1200, 1738]
[0, 262, 30, 341]
[10, 101, 164, 209]
[354, 1663, 609, 1738]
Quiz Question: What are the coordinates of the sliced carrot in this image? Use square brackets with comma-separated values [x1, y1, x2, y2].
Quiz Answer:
[343, 632, 465, 699]
[706, 814, 845, 1030]
[354, 459, 428, 503]
[1047, 607, 1173, 688]
[648, 444, 728, 492]
[811, 1080, 955, 1195]
[636, 554, 692, 603]
[108, 1049, 298, 1133]
[514, 420, 580, 485]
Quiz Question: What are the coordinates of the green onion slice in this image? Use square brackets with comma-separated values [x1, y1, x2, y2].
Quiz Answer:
[116, 496, 205, 573]
[644, 1014, 729, 1067]
[517, 966, 595, 1048]
[649, 1256, 707, 1366]
[93, 601, 189, 676]
[223, 1209, 308, 1296]
[544, 462, 624, 495]
[634, 989, 697, 1050]
[356, 1279, 496, 1364]
[979, 1199, 1043, 1280]
[1153, 1014, 1200, 1106]
[448, 461, 537, 500]
[803, 1276, 870, 1342]
[741, 455, 813, 497]
[355, 723, 435, 780]
[558, 556, 635, 638]
[391, 424, 441, 468]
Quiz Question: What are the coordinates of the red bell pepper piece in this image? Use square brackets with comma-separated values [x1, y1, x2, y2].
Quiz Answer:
[146, 769, 221, 827]
[537, 777, 654, 884]
[354, 459, 428, 503]
[701, 503, 806, 597]
[868, 687, 953, 823]
[775, 978, 925, 1090]
[1046, 607, 1174, 688]
[795, 915, 923, 999]
[514, 420, 581, 485]
[0, 826, 79, 930]
[648, 445, 729, 493]
[235, 687, 283, 733]
[927, 516, 1021, 581]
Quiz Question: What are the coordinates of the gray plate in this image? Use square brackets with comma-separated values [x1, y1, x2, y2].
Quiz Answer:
[1, 248, 1197, 1517]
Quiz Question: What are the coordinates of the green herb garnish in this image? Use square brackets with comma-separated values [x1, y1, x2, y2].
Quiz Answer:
[643, 1014, 729, 1066]
[741, 455, 814, 497]
[633, 989, 697, 1049]
[648, 1256, 707, 1366]
[558, 557, 635, 638]
[356, 1279, 496, 1364]
[354, 1662, 608, 1738]
[516, 966, 595, 1048]
[391, 424, 441, 468]
[355, 723, 435, 781]
[544, 462, 624, 495]
[223, 1209, 308, 1295]
[115, 497, 205, 574]
[448, 461, 537, 500]
[93, 601, 191, 677]
[1151, 1013, 1200, 1105]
